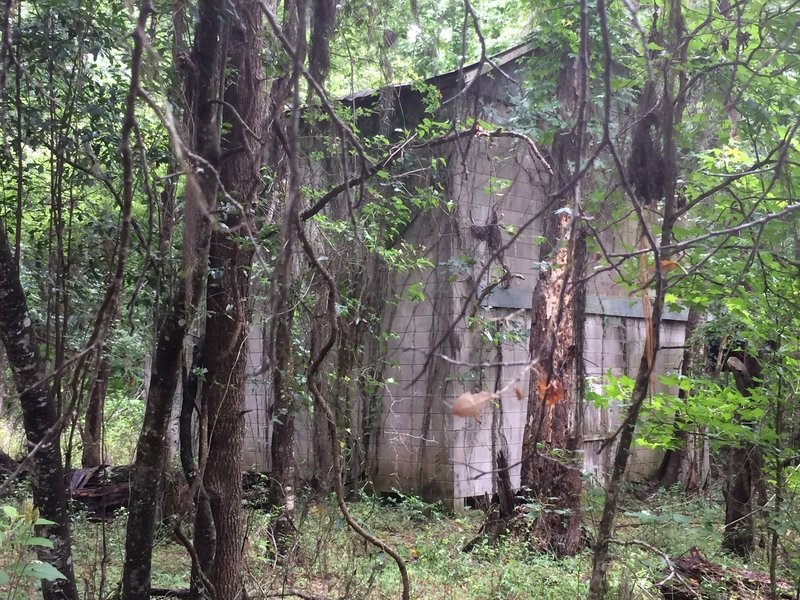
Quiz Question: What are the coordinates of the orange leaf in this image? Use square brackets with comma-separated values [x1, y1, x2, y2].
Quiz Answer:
[452, 391, 493, 418]
[538, 378, 564, 406]
[514, 386, 524, 401]
[660, 259, 680, 272]
[647, 259, 681, 275]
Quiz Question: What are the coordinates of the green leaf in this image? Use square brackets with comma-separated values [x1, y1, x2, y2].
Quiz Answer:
[24, 536, 54, 549]
[21, 561, 66, 581]
[659, 374, 679, 387]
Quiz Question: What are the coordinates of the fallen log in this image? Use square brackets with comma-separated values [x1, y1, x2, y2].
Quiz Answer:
[660, 546, 794, 599]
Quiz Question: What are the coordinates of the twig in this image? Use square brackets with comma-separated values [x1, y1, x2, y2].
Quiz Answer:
[258, 589, 330, 600]
[172, 524, 217, 600]
[607, 538, 700, 599]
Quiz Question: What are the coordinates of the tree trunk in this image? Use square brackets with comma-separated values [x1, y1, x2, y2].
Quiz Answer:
[270, 307, 296, 547]
[723, 445, 754, 557]
[519, 43, 588, 557]
[199, 0, 266, 593]
[201, 234, 253, 598]
[123, 292, 208, 600]
[181, 343, 215, 599]
[722, 351, 761, 558]
[0, 221, 78, 600]
[587, 0, 682, 595]
[121, 0, 224, 593]
[520, 213, 586, 556]
[82, 352, 110, 467]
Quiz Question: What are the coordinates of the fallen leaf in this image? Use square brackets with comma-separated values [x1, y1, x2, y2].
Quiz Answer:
[452, 391, 493, 418]
[647, 259, 681, 275]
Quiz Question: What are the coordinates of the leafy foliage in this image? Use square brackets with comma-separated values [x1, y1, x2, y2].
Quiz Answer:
[0, 502, 65, 598]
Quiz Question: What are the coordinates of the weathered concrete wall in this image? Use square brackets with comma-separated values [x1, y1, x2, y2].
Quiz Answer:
[373, 136, 550, 507]
[239, 131, 689, 508]
[368, 135, 689, 508]
[240, 47, 690, 508]
[582, 313, 687, 483]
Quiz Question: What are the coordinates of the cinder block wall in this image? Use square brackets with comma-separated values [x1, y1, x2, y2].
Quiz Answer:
[240, 124, 689, 509]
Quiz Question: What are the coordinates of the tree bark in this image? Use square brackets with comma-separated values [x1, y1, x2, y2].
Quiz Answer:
[82, 352, 110, 467]
[587, 0, 683, 595]
[519, 37, 588, 557]
[0, 221, 78, 600]
[121, 0, 223, 594]
[308, 0, 337, 85]
[201, 234, 253, 598]
[270, 307, 296, 547]
[198, 0, 266, 594]
[722, 350, 761, 558]
[180, 343, 215, 599]
[520, 212, 586, 556]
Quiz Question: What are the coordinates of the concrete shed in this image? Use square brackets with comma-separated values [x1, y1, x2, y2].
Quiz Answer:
[241, 43, 690, 509]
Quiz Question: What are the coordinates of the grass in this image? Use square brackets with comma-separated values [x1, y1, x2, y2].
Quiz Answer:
[0, 472, 778, 600]
[57, 482, 799, 600]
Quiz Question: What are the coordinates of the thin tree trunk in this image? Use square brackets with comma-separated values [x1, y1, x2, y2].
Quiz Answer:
[181, 343, 215, 599]
[121, 0, 223, 593]
[587, 0, 683, 595]
[82, 352, 110, 467]
[124, 295, 201, 600]
[270, 307, 296, 547]
[0, 224, 78, 600]
[0, 348, 6, 417]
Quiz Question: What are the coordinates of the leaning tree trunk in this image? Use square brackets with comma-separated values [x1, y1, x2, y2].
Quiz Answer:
[0, 225, 78, 600]
[198, 0, 266, 594]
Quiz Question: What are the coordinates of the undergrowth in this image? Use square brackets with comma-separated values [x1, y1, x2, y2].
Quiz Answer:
[55, 484, 800, 598]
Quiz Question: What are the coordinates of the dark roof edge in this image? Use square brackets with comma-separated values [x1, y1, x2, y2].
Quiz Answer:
[342, 39, 535, 102]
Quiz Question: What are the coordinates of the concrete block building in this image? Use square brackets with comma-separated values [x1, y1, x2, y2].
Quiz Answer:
[241, 43, 690, 508]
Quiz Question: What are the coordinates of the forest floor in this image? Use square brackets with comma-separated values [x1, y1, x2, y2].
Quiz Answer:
[64, 483, 797, 599]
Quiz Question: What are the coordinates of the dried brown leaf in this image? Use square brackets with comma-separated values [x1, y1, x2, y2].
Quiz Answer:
[452, 391, 493, 418]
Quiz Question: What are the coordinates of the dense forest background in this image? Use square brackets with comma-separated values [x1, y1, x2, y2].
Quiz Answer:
[0, 0, 798, 598]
